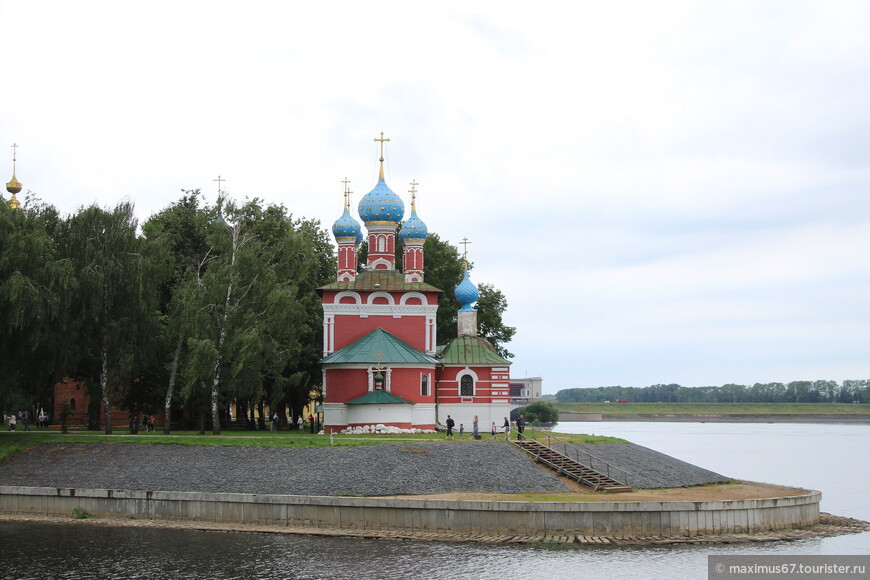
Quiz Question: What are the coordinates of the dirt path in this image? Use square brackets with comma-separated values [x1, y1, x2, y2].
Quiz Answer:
[390, 480, 806, 503]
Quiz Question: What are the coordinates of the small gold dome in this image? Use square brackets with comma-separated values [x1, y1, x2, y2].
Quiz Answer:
[6, 171, 22, 195]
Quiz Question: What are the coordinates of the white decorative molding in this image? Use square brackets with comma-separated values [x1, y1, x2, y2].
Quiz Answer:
[334, 291, 362, 304]
[369, 257, 393, 270]
[366, 291, 396, 305]
[398, 292, 428, 305]
[322, 303, 438, 318]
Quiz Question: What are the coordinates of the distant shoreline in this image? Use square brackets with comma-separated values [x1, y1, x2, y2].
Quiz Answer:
[559, 412, 870, 424]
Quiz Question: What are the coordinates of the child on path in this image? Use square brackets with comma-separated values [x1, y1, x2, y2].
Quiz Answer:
[490, 421, 497, 438]
[459, 423, 465, 439]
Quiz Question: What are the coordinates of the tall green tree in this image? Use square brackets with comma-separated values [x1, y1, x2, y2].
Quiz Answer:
[476, 282, 516, 359]
[59, 202, 159, 434]
[416, 234, 515, 357]
[179, 198, 334, 434]
[142, 190, 211, 433]
[0, 196, 71, 414]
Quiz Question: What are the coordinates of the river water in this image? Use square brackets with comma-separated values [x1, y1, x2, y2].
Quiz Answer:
[1, 422, 867, 580]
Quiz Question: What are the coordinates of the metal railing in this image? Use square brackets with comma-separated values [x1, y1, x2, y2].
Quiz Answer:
[522, 427, 632, 487]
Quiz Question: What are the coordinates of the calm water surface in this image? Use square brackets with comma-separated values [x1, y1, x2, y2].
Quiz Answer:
[1, 422, 867, 580]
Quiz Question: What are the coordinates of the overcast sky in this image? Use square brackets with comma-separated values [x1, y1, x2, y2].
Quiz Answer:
[2, 1, 868, 394]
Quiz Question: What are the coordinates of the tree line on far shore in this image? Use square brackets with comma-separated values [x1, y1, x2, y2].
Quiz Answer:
[555, 380, 870, 404]
[0, 190, 514, 434]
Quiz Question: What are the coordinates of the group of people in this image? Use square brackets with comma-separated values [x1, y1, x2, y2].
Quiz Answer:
[6, 410, 51, 431]
[271, 413, 315, 432]
[139, 414, 157, 432]
[444, 414, 527, 440]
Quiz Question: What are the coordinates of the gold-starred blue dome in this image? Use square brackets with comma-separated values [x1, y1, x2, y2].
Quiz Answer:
[358, 178, 405, 224]
[332, 207, 363, 244]
[399, 208, 428, 242]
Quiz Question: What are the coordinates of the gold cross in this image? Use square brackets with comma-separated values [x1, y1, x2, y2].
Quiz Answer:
[10, 143, 18, 162]
[342, 177, 352, 208]
[213, 174, 226, 194]
[408, 180, 418, 209]
[374, 131, 390, 161]
[373, 350, 384, 370]
[460, 237, 472, 262]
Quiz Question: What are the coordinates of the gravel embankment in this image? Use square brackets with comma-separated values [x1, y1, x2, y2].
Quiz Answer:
[565, 443, 731, 488]
[0, 442, 571, 496]
[0, 441, 729, 495]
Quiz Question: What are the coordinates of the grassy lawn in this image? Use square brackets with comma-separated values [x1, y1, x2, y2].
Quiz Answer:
[0, 427, 624, 463]
[555, 402, 870, 415]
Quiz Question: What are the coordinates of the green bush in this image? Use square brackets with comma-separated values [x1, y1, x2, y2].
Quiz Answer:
[518, 401, 559, 424]
[70, 507, 93, 519]
[59, 402, 73, 434]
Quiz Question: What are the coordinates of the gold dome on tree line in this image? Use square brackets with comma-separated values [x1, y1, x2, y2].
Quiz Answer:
[6, 143, 22, 209]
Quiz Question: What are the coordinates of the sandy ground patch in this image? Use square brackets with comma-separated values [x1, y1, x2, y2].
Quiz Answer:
[388, 480, 807, 503]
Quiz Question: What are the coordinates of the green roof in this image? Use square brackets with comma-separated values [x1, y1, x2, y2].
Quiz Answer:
[345, 390, 415, 405]
[437, 335, 512, 366]
[318, 270, 442, 293]
[321, 328, 439, 365]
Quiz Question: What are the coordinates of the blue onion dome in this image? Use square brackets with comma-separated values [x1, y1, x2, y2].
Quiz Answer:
[454, 268, 479, 311]
[399, 208, 428, 242]
[358, 178, 405, 224]
[332, 206, 362, 242]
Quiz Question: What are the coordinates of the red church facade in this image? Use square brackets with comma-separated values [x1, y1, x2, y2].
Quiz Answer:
[319, 137, 511, 433]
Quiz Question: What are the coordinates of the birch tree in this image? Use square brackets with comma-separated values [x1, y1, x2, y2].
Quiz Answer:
[142, 190, 210, 434]
[60, 202, 153, 434]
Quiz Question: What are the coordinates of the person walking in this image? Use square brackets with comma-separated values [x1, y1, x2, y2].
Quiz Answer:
[516, 414, 526, 440]
[503, 417, 511, 439]
[297, 415, 304, 431]
[458, 423, 465, 439]
[490, 421, 497, 439]
[472, 415, 480, 439]
[445, 415, 455, 438]
[271, 413, 279, 431]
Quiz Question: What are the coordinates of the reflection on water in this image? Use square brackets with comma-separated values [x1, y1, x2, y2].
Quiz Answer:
[1, 423, 867, 580]
[0, 522, 722, 580]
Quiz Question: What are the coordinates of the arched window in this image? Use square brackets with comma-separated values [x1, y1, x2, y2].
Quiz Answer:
[69, 398, 76, 411]
[460, 375, 474, 396]
[421, 375, 429, 397]
[377, 235, 386, 252]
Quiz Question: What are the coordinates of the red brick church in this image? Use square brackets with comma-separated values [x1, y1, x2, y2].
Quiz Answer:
[319, 136, 512, 433]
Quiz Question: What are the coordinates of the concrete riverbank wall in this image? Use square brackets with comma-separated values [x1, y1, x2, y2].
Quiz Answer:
[0, 485, 820, 538]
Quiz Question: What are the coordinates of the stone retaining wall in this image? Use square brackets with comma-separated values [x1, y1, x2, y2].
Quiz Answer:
[0, 485, 820, 538]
